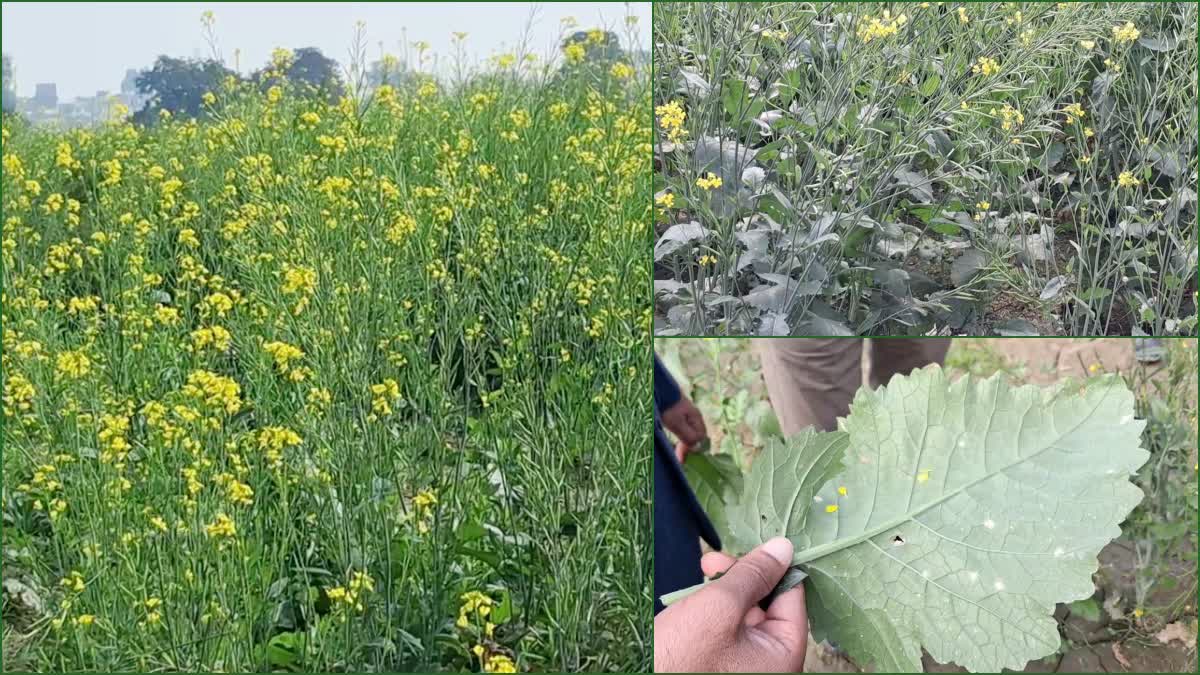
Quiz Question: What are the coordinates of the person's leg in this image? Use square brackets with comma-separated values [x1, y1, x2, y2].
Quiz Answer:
[755, 338, 863, 434]
[866, 338, 952, 388]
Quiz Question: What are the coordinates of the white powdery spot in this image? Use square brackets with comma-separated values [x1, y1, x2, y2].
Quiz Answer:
[813, 496, 824, 503]
[921, 569, 930, 579]
[983, 519, 995, 529]
[1120, 414, 1133, 425]
[967, 571, 979, 583]
[1105, 469, 1116, 474]
[993, 579, 1005, 591]
[1053, 547, 1065, 557]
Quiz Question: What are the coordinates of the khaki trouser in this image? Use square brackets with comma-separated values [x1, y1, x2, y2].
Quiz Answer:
[756, 338, 951, 434]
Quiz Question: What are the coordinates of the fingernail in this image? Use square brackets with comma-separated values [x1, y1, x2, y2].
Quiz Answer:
[762, 537, 793, 565]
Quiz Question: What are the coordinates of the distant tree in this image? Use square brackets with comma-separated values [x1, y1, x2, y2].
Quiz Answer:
[255, 47, 343, 102]
[561, 29, 625, 64]
[364, 55, 422, 92]
[132, 56, 238, 125]
[554, 30, 632, 91]
[2, 54, 15, 114]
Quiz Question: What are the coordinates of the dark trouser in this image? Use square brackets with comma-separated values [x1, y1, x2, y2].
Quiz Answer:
[756, 338, 951, 434]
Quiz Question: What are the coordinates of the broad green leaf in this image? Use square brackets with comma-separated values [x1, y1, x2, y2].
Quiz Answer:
[930, 221, 963, 236]
[266, 631, 304, 669]
[1078, 286, 1113, 302]
[920, 74, 942, 97]
[665, 366, 1147, 673]
[721, 78, 749, 121]
[1067, 598, 1101, 623]
[724, 429, 846, 555]
[682, 453, 744, 532]
[492, 588, 514, 625]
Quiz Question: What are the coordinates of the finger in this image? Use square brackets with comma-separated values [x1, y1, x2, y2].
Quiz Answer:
[743, 606, 767, 627]
[660, 409, 681, 435]
[764, 585, 807, 629]
[688, 409, 708, 438]
[677, 417, 704, 445]
[711, 538, 793, 612]
[700, 551, 737, 577]
[758, 587, 809, 668]
[674, 442, 687, 465]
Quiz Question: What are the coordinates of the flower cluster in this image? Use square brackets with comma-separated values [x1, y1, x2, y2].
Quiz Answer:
[1112, 21, 1140, 44]
[695, 173, 723, 190]
[263, 341, 310, 381]
[326, 569, 375, 618]
[369, 378, 402, 420]
[655, 101, 687, 144]
[856, 10, 907, 43]
[972, 56, 1000, 77]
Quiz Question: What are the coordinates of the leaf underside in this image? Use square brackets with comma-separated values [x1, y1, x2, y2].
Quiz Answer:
[722, 366, 1148, 673]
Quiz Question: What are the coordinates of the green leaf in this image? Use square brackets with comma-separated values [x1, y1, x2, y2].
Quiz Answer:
[920, 74, 942, 97]
[682, 453, 744, 532]
[456, 522, 487, 543]
[929, 221, 962, 237]
[724, 429, 846, 555]
[722, 78, 749, 121]
[667, 367, 1148, 673]
[266, 631, 304, 669]
[1078, 287, 1112, 302]
[1038, 142, 1065, 173]
[492, 588, 514, 625]
[1068, 598, 1101, 623]
[456, 546, 501, 570]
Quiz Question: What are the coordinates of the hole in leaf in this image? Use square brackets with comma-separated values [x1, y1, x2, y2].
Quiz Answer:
[892, 534, 905, 546]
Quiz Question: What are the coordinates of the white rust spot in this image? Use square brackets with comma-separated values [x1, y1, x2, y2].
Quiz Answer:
[1053, 547, 1065, 557]
[967, 571, 979, 582]
[1120, 415, 1133, 425]
[921, 569, 929, 579]
[983, 519, 995, 529]
[993, 579, 1005, 591]
[814, 496, 824, 503]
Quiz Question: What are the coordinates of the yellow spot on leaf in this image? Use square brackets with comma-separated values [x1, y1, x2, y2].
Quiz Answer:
[837, 486, 847, 496]
[826, 504, 839, 513]
[916, 470, 931, 483]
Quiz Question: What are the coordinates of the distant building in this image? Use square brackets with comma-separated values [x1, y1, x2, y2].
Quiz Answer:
[118, 68, 150, 112]
[120, 68, 139, 94]
[32, 82, 57, 108]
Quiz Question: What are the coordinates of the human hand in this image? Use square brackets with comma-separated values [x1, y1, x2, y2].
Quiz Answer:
[654, 537, 808, 673]
[660, 396, 707, 463]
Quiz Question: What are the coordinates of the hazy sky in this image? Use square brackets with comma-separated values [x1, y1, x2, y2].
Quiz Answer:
[1, 2, 650, 100]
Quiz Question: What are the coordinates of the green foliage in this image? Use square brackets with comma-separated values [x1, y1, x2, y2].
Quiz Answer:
[132, 55, 238, 125]
[253, 47, 344, 102]
[654, 2, 1198, 336]
[682, 452, 744, 534]
[1120, 340, 1199, 622]
[1, 40, 650, 672]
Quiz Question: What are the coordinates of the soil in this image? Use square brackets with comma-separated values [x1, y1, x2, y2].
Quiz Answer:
[976, 337, 1138, 384]
[983, 291, 1064, 336]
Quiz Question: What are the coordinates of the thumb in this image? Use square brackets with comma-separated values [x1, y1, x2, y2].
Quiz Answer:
[712, 537, 793, 612]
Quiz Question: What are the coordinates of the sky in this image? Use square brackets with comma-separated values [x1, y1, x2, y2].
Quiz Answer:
[1, 2, 651, 100]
